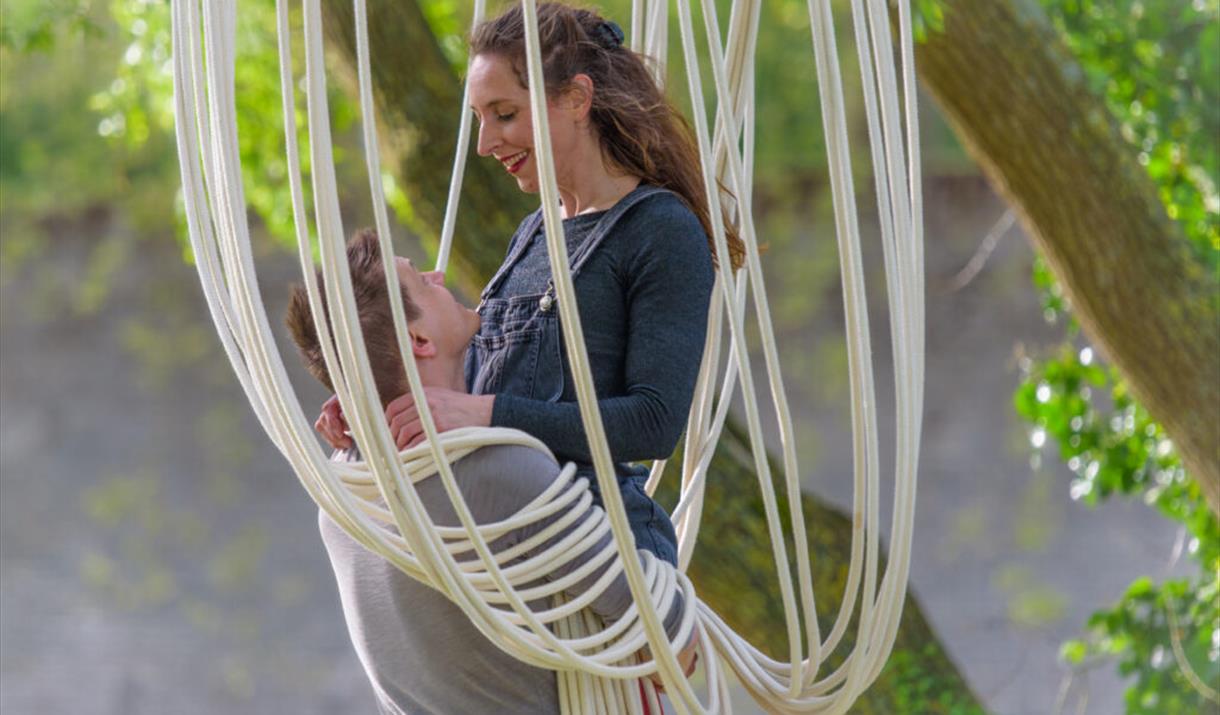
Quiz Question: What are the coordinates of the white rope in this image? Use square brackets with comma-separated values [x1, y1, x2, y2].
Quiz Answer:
[435, 0, 487, 272]
[170, 0, 924, 712]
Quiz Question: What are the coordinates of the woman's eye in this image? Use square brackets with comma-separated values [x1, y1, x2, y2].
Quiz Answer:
[496, 112, 516, 122]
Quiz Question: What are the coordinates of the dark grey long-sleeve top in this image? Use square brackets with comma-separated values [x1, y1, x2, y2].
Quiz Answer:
[485, 190, 716, 473]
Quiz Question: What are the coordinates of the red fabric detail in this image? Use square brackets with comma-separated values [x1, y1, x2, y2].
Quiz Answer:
[639, 680, 654, 715]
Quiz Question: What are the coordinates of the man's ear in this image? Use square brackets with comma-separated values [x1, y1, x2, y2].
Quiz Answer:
[409, 330, 437, 359]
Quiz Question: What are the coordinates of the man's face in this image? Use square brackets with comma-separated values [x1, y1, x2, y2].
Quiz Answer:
[394, 257, 480, 359]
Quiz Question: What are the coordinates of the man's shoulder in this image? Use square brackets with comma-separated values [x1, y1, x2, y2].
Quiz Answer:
[329, 442, 557, 474]
[457, 443, 561, 483]
[323, 442, 566, 526]
[450, 443, 566, 520]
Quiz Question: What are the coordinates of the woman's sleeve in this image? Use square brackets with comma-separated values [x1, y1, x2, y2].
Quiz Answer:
[489, 201, 715, 463]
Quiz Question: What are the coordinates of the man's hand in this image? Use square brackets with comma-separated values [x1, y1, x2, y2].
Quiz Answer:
[646, 635, 699, 691]
[385, 388, 494, 449]
[315, 395, 353, 450]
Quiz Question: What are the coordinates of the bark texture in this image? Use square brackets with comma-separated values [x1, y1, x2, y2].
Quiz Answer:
[914, 0, 1220, 515]
[321, 0, 986, 711]
[322, 0, 535, 297]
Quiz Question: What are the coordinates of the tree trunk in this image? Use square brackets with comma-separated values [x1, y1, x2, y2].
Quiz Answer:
[657, 423, 985, 713]
[321, 0, 536, 297]
[913, 0, 1220, 516]
[321, 1, 987, 711]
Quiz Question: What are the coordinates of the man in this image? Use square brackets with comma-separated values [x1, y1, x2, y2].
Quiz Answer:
[285, 229, 689, 715]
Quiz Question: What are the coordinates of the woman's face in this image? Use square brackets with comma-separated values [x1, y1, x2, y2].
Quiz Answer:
[467, 53, 583, 194]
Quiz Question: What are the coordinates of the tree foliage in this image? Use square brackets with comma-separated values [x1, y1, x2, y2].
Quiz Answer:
[1044, 0, 1219, 265]
[1013, 1, 1220, 711]
[90, 1, 371, 249]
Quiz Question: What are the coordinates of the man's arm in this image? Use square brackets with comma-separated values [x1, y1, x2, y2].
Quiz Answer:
[455, 444, 685, 634]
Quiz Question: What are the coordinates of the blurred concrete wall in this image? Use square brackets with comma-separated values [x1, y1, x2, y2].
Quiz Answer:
[0, 177, 1185, 714]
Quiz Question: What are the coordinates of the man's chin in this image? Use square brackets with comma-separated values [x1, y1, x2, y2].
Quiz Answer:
[465, 310, 481, 340]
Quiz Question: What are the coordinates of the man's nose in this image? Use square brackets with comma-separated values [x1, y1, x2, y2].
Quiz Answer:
[421, 270, 445, 287]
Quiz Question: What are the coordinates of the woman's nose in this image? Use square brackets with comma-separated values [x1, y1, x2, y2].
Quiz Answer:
[422, 270, 445, 287]
[476, 122, 496, 157]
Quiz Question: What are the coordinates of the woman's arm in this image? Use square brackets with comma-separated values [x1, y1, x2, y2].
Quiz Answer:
[491, 202, 715, 463]
[384, 200, 715, 459]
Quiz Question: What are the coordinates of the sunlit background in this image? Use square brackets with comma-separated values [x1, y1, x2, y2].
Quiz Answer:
[2, 1, 1216, 714]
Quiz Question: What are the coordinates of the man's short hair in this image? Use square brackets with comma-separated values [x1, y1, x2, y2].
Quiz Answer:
[285, 228, 420, 406]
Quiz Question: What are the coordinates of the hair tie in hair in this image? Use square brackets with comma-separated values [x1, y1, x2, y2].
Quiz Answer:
[592, 20, 625, 49]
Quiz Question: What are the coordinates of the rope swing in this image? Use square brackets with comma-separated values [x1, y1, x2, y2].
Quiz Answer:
[170, 0, 924, 712]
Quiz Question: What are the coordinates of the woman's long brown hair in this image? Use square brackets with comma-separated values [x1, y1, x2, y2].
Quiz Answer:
[470, 2, 745, 270]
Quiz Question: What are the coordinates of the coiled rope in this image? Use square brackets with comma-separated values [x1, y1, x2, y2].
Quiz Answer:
[170, 0, 924, 712]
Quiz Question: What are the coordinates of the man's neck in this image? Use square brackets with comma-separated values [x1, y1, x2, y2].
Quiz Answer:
[440, 358, 467, 393]
[416, 356, 469, 394]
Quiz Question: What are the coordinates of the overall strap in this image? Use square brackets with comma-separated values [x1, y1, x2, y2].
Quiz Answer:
[482, 185, 672, 303]
[568, 184, 671, 279]
[480, 209, 547, 301]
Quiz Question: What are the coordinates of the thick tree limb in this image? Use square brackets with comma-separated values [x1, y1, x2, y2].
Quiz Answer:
[914, 0, 1220, 516]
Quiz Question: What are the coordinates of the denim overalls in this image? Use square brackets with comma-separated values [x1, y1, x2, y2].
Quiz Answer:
[465, 185, 680, 566]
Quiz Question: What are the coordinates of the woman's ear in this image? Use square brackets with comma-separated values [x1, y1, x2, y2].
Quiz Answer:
[409, 330, 437, 359]
[565, 74, 594, 120]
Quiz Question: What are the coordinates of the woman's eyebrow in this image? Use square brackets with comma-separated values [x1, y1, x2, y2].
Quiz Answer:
[472, 99, 513, 112]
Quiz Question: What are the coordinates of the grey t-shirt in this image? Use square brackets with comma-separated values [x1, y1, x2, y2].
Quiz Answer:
[318, 443, 682, 715]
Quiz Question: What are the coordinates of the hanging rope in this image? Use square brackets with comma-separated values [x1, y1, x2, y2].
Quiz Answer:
[170, 0, 924, 712]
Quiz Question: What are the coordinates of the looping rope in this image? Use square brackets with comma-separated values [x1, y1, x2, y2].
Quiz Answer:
[170, 0, 924, 712]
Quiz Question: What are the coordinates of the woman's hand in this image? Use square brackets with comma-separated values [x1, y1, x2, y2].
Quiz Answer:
[384, 388, 494, 449]
[315, 395, 353, 450]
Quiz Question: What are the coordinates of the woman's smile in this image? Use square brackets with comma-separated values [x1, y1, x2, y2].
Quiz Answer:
[499, 149, 530, 174]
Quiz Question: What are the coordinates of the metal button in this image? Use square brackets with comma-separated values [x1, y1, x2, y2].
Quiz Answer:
[539, 294, 555, 312]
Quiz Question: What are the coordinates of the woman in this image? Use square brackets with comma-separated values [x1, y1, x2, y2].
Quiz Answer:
[318, 2, 744, 567]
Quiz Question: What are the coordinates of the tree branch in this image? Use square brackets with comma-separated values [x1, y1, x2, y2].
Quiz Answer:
[914, 0, 1220, 516]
